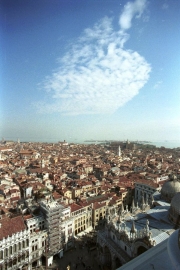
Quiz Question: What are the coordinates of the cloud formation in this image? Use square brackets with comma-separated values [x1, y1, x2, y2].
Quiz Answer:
[37, 0, 151, 115]
[119, 0, 147, 30]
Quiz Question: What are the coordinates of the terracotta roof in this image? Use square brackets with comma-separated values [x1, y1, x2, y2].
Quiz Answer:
[93, 201, 106, 209]
[0, 215, 26, 240]
[19, 150, 33, 154]
[77, 200, 91, 207]
[70, 203, 82, 212]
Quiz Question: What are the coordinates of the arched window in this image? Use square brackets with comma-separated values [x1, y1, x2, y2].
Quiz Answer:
[0, 250, 3, 259]
[5, 248, 8, 257]
[9, 246, 12, 255]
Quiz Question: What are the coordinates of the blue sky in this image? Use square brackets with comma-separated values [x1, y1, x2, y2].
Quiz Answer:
[1, 0, 180, 143]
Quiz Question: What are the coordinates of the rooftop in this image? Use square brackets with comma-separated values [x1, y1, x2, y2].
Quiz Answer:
[0, 215, 27, 240]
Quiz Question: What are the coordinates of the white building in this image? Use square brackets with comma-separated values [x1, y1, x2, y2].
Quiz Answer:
[118, 229, 180, 270]
[97, 197, 174, 270]
[0, 215, 30, 270]
[61, 206, 74, 251]
[134, 182, 160, 205]
[25, 214, 47, 269]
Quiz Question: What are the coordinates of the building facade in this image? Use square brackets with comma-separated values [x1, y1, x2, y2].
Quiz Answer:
[0, 216, 29, 270]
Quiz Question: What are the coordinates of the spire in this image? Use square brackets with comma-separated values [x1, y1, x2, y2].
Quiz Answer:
[130, 220, 136, 234]
[118, 145, 121, 157]
[150, 194, 154, 207]
[121, 202, 124, 212]
[132, 197, 135, 209]
[146, 219, 149, 235]
[136, 201, 139, 208]
[141, 192, 145, 210]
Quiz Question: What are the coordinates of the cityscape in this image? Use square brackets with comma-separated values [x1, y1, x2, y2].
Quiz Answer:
[0, 139, 180, 269]
[1, 0, 180, 269]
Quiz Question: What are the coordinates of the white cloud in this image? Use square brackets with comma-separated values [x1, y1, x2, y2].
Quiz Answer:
[153, 81, 162, 89]
[119, 0, 147, 30]
[36, 0, 150, 116]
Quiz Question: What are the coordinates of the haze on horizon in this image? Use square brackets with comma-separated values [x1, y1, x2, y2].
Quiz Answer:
[1, 0, 180, 143]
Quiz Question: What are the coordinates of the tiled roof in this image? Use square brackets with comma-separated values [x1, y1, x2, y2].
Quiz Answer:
[93, 201, 106, 209]
[70, 203, 82, 212]
[0, 215, 26, 240]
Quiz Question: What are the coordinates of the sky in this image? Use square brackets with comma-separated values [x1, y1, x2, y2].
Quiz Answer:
[1, 0, 180, 143]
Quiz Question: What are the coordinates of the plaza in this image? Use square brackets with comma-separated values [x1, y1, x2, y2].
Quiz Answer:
[40, 232, 102, 270]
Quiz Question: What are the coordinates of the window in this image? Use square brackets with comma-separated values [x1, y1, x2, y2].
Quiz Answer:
[5, 248, 8, 256]
[0, 250, 3, 259]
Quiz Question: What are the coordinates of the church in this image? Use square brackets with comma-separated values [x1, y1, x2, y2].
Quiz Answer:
[96, 176, 180, 270]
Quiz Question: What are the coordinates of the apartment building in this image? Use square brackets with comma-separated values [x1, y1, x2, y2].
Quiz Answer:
[70, 203, 92, 235]
[92, 202, 106, 228]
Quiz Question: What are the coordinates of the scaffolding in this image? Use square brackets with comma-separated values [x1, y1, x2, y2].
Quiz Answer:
[40, 201, 64, 256]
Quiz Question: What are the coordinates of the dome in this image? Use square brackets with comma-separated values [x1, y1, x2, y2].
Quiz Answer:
[161, 180, 180, 203]
[168, 192, 180, 226]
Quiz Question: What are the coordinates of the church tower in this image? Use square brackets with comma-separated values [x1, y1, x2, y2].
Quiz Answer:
[118, 145, 121, 157]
